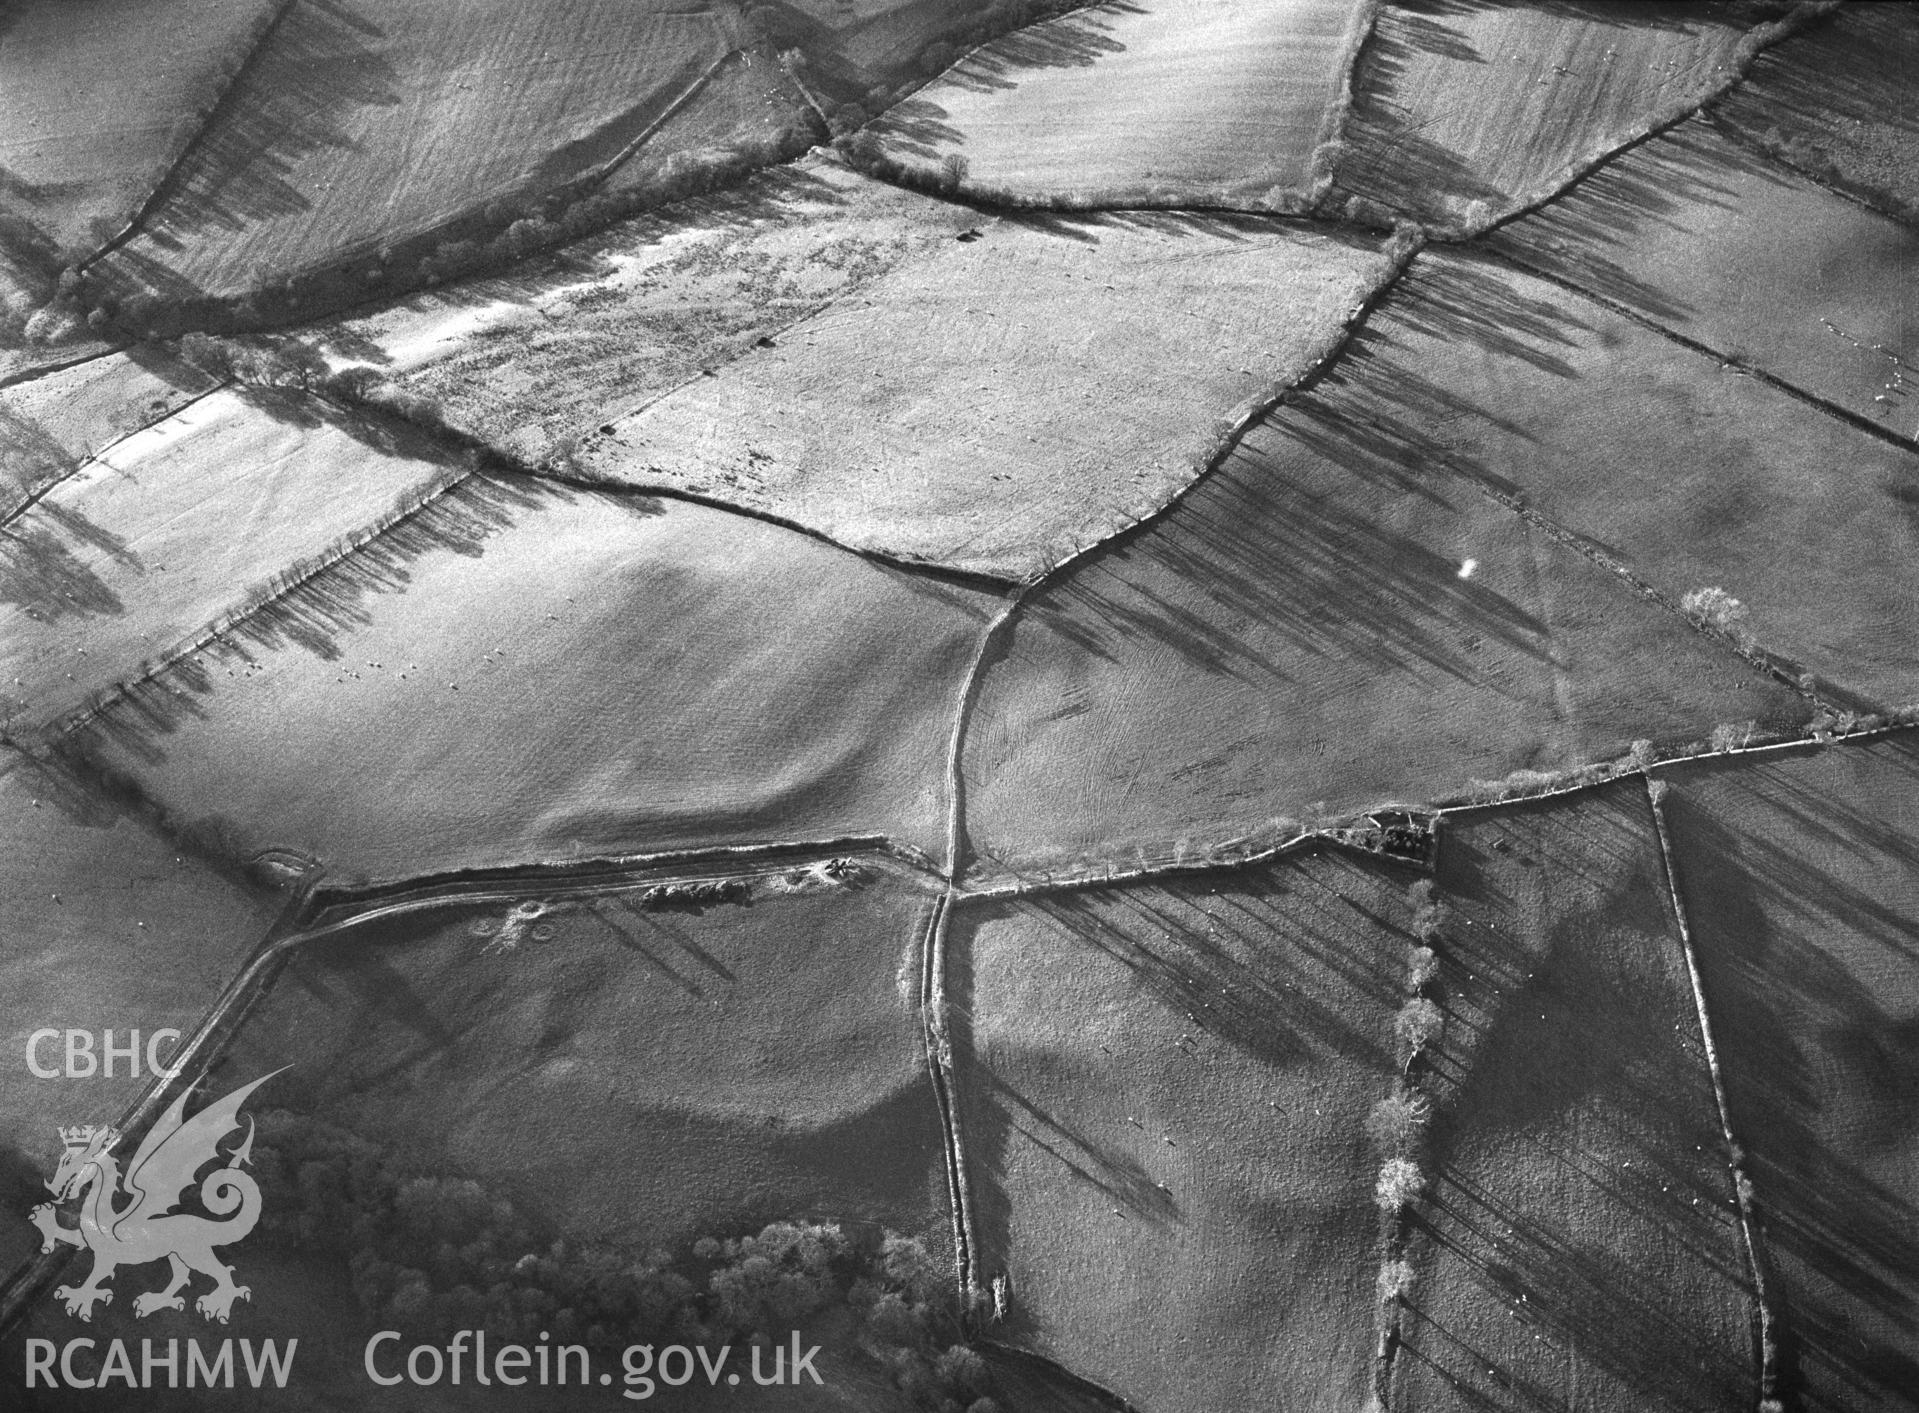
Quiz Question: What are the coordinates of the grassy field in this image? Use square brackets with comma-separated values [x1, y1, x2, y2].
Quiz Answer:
[953, 848, 1411, 1413]
[0, 0, 279, 262]
[1711, 3, 1919, 223]
[0, 750, 280, 1276]
[0, 387, 468, 739]
[1660, 735, 1919, 1411]
[62, 477, 999, 884]
[959, 279, 1806, 884]
[1393, 781, 1756, 1411]
[90, 0, 739, 304]
[216, 861, 946, 1252]
[317, 155, 980, 476]
[1491, 116, 1918, 435]
[1331, 0, 1767, 233]
[597, 210, 1395, 579]
[1272, 248, 1917, 708]
[867, 0, 1370, 209]
[1, 347, 219, 514]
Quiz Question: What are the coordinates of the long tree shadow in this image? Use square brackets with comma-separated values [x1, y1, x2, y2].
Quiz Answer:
[119, 0, 399, 253]
[1330, 0, 1508, 219]
[1710, 1, 1919, 220]
[951, 850, 1407, 1354]
[869, 1, 1143, 156]
[1335, 0, 1739, 222]
[0, 497, 136, 622]
[1007, 253, 1608, 695]
[57, 467, 651, 767]
[0, 383, 476, 692]
[1661, 767, 1919, 1411]
[1400, 785, 1759, 1412]
[1487, 113, 1826, 327]
[939, 0, 1142, 93]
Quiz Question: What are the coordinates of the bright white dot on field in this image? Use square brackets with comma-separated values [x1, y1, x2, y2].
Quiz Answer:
[1458, 558, 1478, 580]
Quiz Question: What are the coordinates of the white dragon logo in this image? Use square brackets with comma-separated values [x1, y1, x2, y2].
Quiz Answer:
[28, 1071, 282, 1323]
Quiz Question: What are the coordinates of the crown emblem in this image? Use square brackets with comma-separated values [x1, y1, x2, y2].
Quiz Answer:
[59, 1125, 114, 1152]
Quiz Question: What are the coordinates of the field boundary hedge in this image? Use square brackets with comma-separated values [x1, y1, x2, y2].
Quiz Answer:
[1646, 778, 1786, 1410]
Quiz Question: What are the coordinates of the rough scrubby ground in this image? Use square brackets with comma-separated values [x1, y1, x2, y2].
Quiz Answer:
[316, 156, 984, 475]
[591, 208, 1396, 579]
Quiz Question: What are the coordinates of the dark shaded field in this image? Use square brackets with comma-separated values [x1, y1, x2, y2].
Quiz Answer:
[1661, 736, 1919, 1411]
[1262, 248, 1914, 708]
[213, 861, 947, 1254]
[1490, 115, 1917, 433]
[1710, 2, 1919, 223]
[1395, 782, 1755, 1411]
[0, 750, 280, 1276]
[952, 847, 1414, 1413]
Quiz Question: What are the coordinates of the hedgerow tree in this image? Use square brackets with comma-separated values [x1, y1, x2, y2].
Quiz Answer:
[1375, 1157, 1426, 1213]
[1681, 586, 1752, 647]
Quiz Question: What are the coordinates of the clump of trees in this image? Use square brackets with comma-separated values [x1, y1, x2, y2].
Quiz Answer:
[251, 1111, 999, 1411]
[638, 878, 751, 910]
[1681, 585, 1755, 650]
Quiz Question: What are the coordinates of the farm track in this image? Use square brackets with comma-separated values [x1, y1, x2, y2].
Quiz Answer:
[0, 377, 233, 531]
[1647, 778, 1784, 1409]
[0, 836, 921, 1340]
[922, 587, 1021, 1305]
[914, 228, 1426, 1309]
[0, 343, 130, 394]
[915, 891, 979, 1308]
[589, 47, 757, 191]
